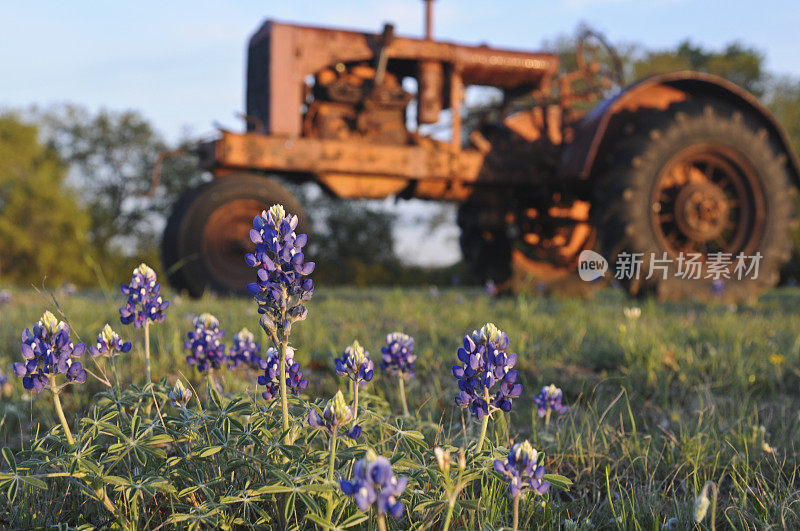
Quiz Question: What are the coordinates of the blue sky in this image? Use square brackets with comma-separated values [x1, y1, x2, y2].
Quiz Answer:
[2, 0, 798, 266]
[2, 0, 798, 142]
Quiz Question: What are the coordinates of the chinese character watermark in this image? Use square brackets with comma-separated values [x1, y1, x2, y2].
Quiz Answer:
[577, 251, 762, 281]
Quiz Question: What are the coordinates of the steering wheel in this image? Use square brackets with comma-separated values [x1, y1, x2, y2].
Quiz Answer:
[576, 28, 624, 90]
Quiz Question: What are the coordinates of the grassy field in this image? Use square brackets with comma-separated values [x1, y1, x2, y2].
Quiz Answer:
[1, 285, 800, 528]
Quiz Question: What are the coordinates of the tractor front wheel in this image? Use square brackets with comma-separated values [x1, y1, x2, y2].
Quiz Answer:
[161, 174, 304, 297]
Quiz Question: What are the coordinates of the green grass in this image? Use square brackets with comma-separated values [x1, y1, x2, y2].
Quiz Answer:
[1, 286, 800, 528]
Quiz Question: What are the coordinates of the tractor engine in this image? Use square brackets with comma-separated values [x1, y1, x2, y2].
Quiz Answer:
[306, 64, 412, 145]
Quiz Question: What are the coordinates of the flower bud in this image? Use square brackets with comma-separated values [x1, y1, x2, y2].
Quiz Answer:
[694, 490, 710, 523]
[169, 380, 192, 407]
[434, 447, 450, 472]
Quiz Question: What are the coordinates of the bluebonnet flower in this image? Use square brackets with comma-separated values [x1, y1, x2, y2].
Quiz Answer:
[0, 368, 7, 387]
[308, 390, 362, 439]
[228, 327, 262, 369]
[493, 440, 551, 497]
[380, 333, 416, 379]
[245, 205, 314, 334]
[119, 263, 169, 328]
[89, 324, 132, 358]
[169, 380, 192, 408]
[336, 340, 374, 385]
[340, 450, 408, 518]
[711, 279, 726, 295]
[0, 290, 11, 305]
[13, 311, 87, 392]
[452, 323, 522, 419]
[533, 384, 568, 418]
[258, 346, 308, 400]
[184, 313, 227, 373]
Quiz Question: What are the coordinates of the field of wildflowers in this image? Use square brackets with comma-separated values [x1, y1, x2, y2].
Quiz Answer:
[0, 204, 799, 529]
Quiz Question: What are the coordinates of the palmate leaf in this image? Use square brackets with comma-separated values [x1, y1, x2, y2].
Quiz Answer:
[2, 447, 16, 472]
[340, 513, 369, 528]
[18, 475, 48, 490]
[304, 513, 334, 530]
[543, 473, 573, 490]
[196, 446, 223, 458]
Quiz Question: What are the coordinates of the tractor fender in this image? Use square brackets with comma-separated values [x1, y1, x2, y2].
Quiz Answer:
[559, 71, 800, 186]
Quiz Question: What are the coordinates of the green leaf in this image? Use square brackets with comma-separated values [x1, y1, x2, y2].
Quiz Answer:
[304, 514, 333, 529]
[146, 434, 173, 446]
[1, 448, 16, 472]
[19, 476, 48, 490]
[298, 483, 332, 493]
[254, 485, 294, 494]
[198, 446, 223, 458]
[340, 513, 369, 528]
[103, 475, 131, 487]
[543, 473, 573, 490]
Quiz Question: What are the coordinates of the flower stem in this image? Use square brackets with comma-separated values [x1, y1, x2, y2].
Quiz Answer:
[353, 383, 359, 424]
[278, 287, 291, 440]
[377, 514, 387, 531]
[475, 387, 491, 453]
[399, 376, 410, 417]
[111, 356, 120, 392]
[325, 430, 339, 522]
[144, 321, 151, 384]
[279, 337, 290, 436]
[512, 493, 520, 531]
[442, 497, 455, 531]
[207, 370, 216, 395]
[476, 414, 489, 453]
[50, 379, 74, 445]
[545, 409, 551, 428]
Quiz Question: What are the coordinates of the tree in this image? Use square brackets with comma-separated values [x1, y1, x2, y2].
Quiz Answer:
[34, 105, 203, 272]
[295, 185, 399, 285]
[0, 113, 95, 285]
[633, 40, 766, 96]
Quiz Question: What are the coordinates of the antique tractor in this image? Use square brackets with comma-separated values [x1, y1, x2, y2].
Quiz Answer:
[162, 2, 799, 301]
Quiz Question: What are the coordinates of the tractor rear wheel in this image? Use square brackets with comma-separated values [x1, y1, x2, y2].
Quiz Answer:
[456, 201, 513, 286]
[161, 174, 304, 297]
[593, 99, 796, 302]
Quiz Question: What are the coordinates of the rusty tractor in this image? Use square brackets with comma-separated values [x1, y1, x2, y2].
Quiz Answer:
[162, 1, 799, 301]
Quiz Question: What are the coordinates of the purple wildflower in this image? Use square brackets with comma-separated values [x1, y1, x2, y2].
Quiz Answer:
[452, 323, 522, 419]
[711, 279, 726, 295]
[13, 311, 87, 392]
[308, 390, 362, 439]
[257, 346, 308, 400]
[335, 340, 374, 385]
[245, 205, 314, 335]
[493, 441, 551, 498]
[0, 369, 8, 387]
[184, 313, 227, 373]
[89, 324, 132, 358]
[227, 327, 262, 370]
[119, 263, 169, 328]
[380, 333, 416, 379]
[169, 380, 193, 408]
[340, 450, 408, 518]
[0, 290, 11, 305]
[533, 384, 568, 418]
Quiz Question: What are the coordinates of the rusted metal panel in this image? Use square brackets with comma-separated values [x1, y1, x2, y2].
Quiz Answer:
[417, 60, 444, 124]
[317, 173, 410, 199]
[559, 71, 800, 183]
[206, 131, 487, 188]
[246, 20, 559, 137]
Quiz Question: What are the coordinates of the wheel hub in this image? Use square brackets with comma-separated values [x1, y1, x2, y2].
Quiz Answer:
[674, 181, 730, 242]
